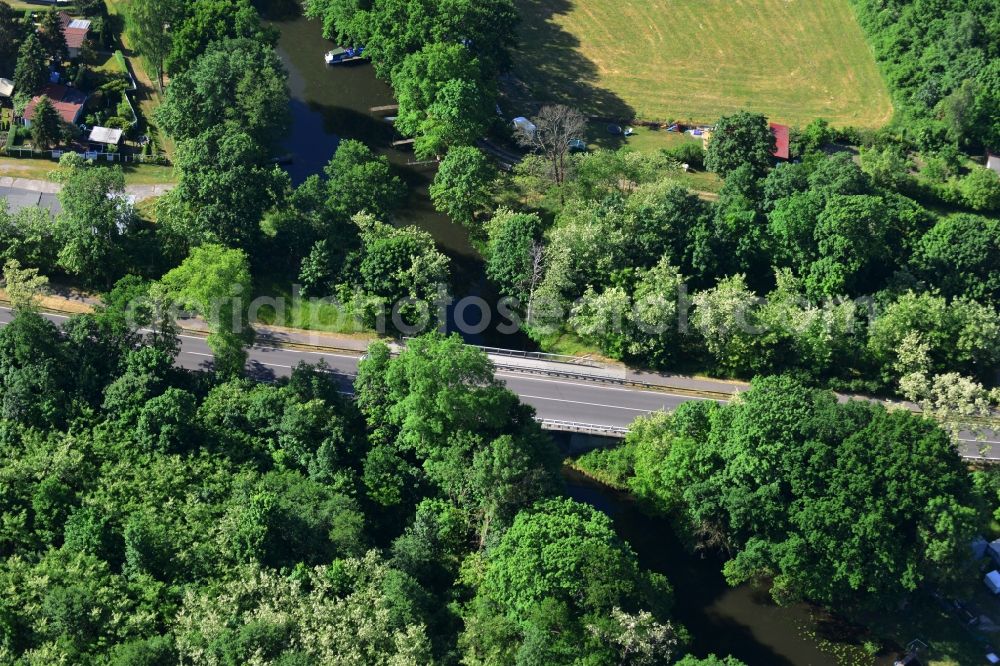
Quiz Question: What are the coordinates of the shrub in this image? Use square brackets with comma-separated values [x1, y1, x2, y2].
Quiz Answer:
[663, 142, 705, 169]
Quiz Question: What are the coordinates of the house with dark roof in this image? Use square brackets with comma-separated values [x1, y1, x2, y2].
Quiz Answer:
[770, 122, 790, 160]
[23, 84, 88, 127]
[59, 12, 91, 59]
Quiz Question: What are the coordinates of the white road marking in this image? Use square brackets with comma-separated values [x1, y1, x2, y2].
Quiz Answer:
[251, 345, 362, 360]
[495, 371, 717, 399]
[518, 393, 658, 413]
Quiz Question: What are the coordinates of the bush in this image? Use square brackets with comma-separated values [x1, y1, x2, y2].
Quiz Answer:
[663, 142, 706, 169]
[114, 51, 128, 75]
[959, 168, 1000, 212]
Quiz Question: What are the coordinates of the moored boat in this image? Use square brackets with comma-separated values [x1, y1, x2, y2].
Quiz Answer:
[325, 46, 365, 65]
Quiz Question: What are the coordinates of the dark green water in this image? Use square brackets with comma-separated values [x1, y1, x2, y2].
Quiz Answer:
[563, 466, 847, 666]
[272, 15, 538, 347]
[272, 16, 473, 254]
[270, 17, 886, 665]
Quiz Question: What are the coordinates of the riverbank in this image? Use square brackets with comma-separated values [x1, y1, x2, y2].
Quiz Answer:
[560, 463, 878, 665]
[567, 445, 992, 666]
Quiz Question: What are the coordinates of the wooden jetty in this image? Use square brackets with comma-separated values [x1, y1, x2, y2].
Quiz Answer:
[370, 104, 399, 114]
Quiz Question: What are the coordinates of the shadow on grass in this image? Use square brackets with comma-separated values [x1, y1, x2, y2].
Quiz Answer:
[510, 0, 635, 122]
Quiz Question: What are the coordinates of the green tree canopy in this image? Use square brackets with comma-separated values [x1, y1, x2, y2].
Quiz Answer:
[324, 139, 406, 223]
[463, 497, 673, 665]
[484, 208, 544, 305]
[159, 125, 289, 252]
[156, 37, 289, 148]
[29, 96, 63, 150]
[13, 32, 47, 97]
[160, 243, 255, 376]
[911, 213, 1000, 304]
[625, 376, 982, 610]
[705, 111, 776, 178]
[165, 0, 271, 75]
[125, 0, 183, 90]
[38, 8, 68, 63]
[0, 3, 26, 78]
[54, 165, 133, 287]
[429, 145, 497, 229]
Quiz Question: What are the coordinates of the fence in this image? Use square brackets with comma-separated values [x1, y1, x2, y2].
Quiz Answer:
[3, 146, 168, 164]
[474, 344, 605, 368]
[113, 50, 140, 129]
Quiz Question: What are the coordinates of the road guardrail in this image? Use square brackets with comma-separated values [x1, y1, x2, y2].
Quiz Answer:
[535, 418, 630, 437]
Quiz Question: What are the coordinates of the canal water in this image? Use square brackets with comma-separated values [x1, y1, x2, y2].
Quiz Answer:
[563, 466, 848, 666]
[272, 15, 537, 347]
[270, 16, 881, 665]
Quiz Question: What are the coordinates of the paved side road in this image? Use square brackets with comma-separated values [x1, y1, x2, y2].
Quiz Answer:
[0, 185, 61, 214]
[0, 306, 996, 461]
[0, 180, 175, 215]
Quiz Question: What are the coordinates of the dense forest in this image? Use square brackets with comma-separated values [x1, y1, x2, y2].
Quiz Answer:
[849, 0, 1000, 152]
[0, 299, 702, 664]
[575, 376, 987, 611]
[2, 0, 1000, 661]
[479, 111, 1000, 429]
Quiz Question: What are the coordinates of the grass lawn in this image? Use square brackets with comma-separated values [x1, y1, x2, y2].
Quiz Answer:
[0, 0, 60, 9]
[510, 0, 893, 128]
[580, 125, 723, 194]
[251, 278, 376, 337]
[0, 156, 176, 185]
[859, 592, 991, 666]
[102, 0, 175, 157]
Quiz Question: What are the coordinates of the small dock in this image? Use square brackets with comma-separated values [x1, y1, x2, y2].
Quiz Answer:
[370, 104, 399, 114]
[391, 138, 415, 148]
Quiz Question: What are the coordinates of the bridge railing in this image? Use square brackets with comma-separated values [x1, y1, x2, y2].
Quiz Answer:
[536, 418, 629, 437]
[476, 345, 604, 368]
[401, 338, 606, 368]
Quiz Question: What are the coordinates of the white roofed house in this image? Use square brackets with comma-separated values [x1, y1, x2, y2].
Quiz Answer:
[88, 126, 124, 150]
[988, 152, 1000, 176]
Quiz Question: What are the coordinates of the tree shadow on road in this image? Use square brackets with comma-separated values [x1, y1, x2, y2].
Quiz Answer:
[506, 0, 635, 122]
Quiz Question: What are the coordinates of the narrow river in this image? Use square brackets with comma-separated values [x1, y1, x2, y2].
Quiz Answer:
[269, 14, 882, 665]
[272, 14, 538, 347]
[563, 466, 848, 666]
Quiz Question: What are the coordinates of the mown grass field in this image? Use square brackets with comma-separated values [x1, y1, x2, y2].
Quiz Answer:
[511, 0, 893, 128]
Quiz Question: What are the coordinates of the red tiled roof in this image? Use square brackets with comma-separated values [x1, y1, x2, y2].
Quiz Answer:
[65, 28, 87, 49]
[58, 12, 90, 49]
[770, 122, 790, 160]
[24, 84, 88, 124]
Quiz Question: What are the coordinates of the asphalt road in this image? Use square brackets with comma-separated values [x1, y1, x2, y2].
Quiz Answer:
[0, 186, 61, 215]
[1, 307, 997, 460]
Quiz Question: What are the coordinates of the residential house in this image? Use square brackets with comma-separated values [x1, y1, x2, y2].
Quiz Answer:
[770, 122, 790, 160]
[59, 12, 91, 60]
[23, 84, 88, 127]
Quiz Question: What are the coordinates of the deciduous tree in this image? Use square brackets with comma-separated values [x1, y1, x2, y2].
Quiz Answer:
[159, 244, 255, 376]
[429, 146, 497, 229]
[514, 104, 586, 187]
[705, 111, 775, 178]
[125, 0, 181, 91]
[55, 165, 133, 286]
